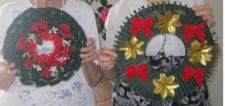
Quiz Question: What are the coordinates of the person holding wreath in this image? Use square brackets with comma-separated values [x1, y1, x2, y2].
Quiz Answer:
[0, 0, 103, 106]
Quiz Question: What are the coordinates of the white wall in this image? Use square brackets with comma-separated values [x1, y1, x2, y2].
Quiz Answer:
[206, 0, 223, 106]
[0, 0, 223, 106]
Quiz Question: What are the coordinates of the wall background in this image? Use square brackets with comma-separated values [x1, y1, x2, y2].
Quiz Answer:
[0, 0, 223, 106]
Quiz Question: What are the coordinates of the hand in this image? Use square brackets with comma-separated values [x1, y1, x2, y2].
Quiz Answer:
[98, 48, 117, 71]
[80, 38, 98, 63]
[193, 4, 214, 26]
[0, 61, 17, 90]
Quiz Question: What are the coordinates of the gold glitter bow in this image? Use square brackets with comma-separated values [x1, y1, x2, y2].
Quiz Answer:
[119, 36, 144, 60]
[155, 10, 181, 35]
[153, 73, 179, 99]
[187, 40, 213, 66]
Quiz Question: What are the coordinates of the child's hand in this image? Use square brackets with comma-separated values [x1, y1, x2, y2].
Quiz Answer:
[80, 38, 98, 63]
[193, 4, 214, 26]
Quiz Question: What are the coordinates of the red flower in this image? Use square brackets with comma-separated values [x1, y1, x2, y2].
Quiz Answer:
[100, 8, 110, 22]
[16, 35, 28, 50]
[31, 24, 39, 32]
[39, 20, 49, 33]
[37, 54, 52, 69]
[27, 41, 37, 54]
[62, 45, 72, 58]
[23, 56, 35, 69]
[42, 69, 52, 78]
[31, 20, 49, 33]
[52, 35, 64, 49]
[60, 24, 72, 39]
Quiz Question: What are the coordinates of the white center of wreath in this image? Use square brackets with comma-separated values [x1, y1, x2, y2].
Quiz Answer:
[37, 40, 55, 55]
[146, 34, 185, 71]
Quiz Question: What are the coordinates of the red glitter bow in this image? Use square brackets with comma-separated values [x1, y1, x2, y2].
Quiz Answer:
[184, 22, 206, 43]
[182, 66, 205, 86]
[130, 17, 154, 38]
[126, 64, 149, 83]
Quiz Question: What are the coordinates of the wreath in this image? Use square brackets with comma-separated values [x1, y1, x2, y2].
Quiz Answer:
[3, 7, 86, 87]
[114, 3, 218, 101]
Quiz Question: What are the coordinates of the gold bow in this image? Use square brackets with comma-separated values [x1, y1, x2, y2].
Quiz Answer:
[187, 40, 213, 66]
[153, 73, 179, 99]
[119, 36, 144, 60]
[155, 10, 181, 35]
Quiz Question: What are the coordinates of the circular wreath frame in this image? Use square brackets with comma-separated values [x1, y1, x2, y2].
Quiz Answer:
[3, 7, 87, 87]
[114, 3, 218, 101]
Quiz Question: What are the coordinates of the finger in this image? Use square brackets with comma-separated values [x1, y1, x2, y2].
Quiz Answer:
[86, 38, 95, 46]
[8, 69, 17, 76]
[98, 54, 116, 62]
[80, 49, 97, 59]
[204, 15, 214, 26]
[80, 45, 96, 53]
[8, 63, 16, 70]
[100, 48, 117, 58]
[83, 52, 98, 62]
[100, 61, 115, 71]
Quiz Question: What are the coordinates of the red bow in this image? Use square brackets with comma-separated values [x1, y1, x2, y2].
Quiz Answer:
[182, 66, 205, 86]
[126, 64, 149, 83]
[130, 17, 154, 38]
[184, 22, 206, 43]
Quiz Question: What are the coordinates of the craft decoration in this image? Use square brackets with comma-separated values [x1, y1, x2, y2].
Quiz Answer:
[187, 40, 212, 65]
[153, 73, 179, 99]
[3, 8, 87, 87]
[184, 22, 206, 43]
[125, 64, 149, 83]
[119, 36, 144, 60]
[114, 3, 218, 102]
[182, 66, 205, 87]
[155, 10, 181, 35]
[131, 17, 154, 37]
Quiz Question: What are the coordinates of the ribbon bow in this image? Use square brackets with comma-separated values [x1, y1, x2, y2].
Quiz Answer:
[182, 66, 205, 86]
[184, 22, 206, 43]
[126, 64, 149, 83]
[130, 17, 154, 38]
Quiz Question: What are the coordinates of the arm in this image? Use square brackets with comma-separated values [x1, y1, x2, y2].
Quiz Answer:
[79, 5, 104, 87]
[80, 38, 103, 87]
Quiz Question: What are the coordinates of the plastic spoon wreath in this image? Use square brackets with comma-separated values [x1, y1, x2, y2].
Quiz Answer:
[114, 3, 218, 101]
[3, 7, 86, 87]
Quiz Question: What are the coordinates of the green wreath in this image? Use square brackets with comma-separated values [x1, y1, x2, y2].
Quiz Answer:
[114, 3, 218, 101]
[3, 7, 86, 87]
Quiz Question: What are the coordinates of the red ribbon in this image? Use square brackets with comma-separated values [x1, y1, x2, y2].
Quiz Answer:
[182, 66, 205, 87]
[126, 64, 149, 83]
[130, 17, 154, 38]
[184, 22, 206, 43]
